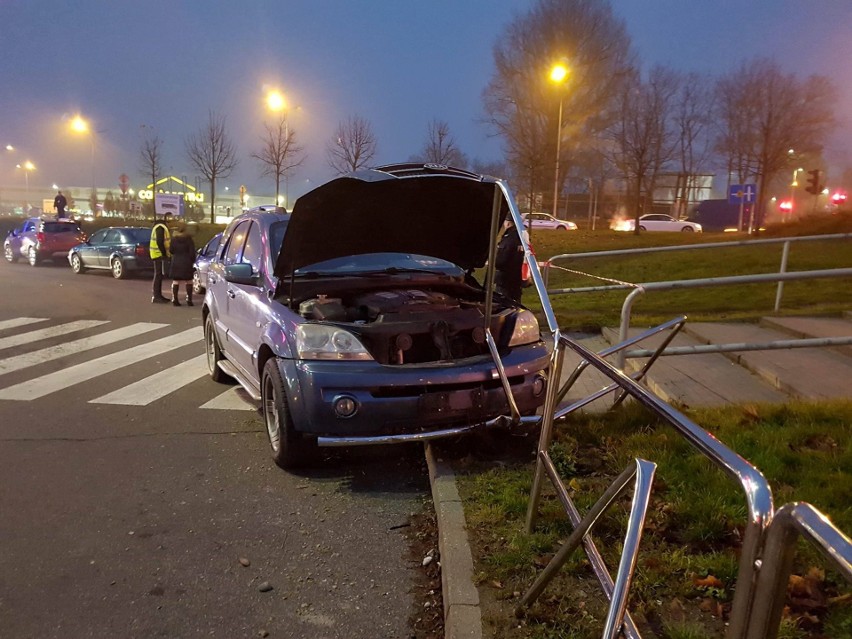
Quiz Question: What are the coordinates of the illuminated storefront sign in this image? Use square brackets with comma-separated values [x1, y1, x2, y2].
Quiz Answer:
[139, 176, 204, 203]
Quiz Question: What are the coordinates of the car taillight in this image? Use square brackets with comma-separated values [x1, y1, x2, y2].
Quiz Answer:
[136, 245, 147, 257]
[36, 232, 45, 244]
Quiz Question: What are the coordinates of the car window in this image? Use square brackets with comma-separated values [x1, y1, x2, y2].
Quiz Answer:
[24, 221, 36, 232]
[43, 222, 81, 233]
[269, 221, 288, 262]
[203, 235, 222, 257]
[124, 228, 152, 243]
[89, 229, 108, 244]
[104, 230, 121, 243]
[222, 220, 250, 266]
[240, 222, 263, 271]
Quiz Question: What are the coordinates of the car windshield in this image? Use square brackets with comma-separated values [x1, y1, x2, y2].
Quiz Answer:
[43, 222, 81, 233]
[295, 252, 463, 277]
[124, 228, 152, 243]
[269, 221, 288, 260]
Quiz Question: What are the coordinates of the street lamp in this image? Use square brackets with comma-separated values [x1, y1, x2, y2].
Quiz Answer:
[70, 114, 96, 202]
[265, 89, 292, 206]
[549, 62, 569, 219]
[16, 160, 35, 208]
[788, 167, 804, 219]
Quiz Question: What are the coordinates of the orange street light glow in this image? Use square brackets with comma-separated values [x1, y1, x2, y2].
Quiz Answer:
[549, 63, 569, 83]
[71, 115, 89, 133]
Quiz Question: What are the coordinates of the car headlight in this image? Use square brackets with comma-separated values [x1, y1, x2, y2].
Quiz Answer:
[508, 310, 540, 347]
[295, 324, 374, 361]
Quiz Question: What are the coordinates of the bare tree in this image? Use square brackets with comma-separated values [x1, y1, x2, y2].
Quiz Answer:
[139, 132, 162, 218]
[482, 0, 633, 212]
[671, 73, 716, 218]
[418, 119, 468, 167]
[185, 110, 239, 223]
[326, 115, 377, 174]
[609, 66, 679, 233]
[252, 116, 306, 208]
[714, 58, 837, 229]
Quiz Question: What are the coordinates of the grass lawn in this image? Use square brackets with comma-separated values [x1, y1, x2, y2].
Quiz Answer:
[518, 212, 852, 331]
[450, 213, 852, 638]
[454, 400, 852, 639]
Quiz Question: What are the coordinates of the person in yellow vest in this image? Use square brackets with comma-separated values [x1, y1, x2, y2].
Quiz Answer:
[150, 213, 172, 303]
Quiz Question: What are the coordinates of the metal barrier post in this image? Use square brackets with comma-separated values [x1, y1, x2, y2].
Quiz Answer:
[617, 287, 645, 370]
[774, 240, 790, 312]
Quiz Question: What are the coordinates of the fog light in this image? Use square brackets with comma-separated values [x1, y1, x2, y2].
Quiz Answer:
[532, 375, 546, 397]
[333, 395, 358, 418]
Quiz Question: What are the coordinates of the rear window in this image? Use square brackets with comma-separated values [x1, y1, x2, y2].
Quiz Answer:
[124, 228, 152, 243]
[43, 222, 81, 233]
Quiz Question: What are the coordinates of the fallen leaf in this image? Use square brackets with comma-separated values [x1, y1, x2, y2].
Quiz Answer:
[693, 575, 724, 589]
[491, 580, 503, 589]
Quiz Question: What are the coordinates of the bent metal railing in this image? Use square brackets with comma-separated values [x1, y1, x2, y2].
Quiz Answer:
[484, 181, 852, 639]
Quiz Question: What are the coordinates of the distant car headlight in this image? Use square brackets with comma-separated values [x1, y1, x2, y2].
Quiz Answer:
[509, 310, 540, 347]
[295, 324, 374, 360]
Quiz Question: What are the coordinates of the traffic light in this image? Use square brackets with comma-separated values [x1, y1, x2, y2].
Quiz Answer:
[805, 169, 821, 195]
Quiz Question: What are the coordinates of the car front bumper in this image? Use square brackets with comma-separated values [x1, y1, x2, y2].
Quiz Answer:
[278, 341, 551, 442]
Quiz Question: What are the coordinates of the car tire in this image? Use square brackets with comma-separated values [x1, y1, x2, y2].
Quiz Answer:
[192, 270, 204, 295]
[70, 253, 85, 274]
[111, 257, 126, 279]
[557, 225, 568, 231]
[28, 247, 39, 267]
[638, 225, 646, 232]
[261, 358, 314, 469]
[681, 226, 694, 232]
[204, 315, 232, 383]
[4, 244, 18, 263]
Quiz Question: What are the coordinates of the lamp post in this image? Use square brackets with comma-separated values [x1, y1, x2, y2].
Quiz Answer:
[70, 115, 96, 202]
[16, 160, 35, 208]
[265, 89, 291, 207]
[549, 63, 569, 219]
[789, 167, 804, 220]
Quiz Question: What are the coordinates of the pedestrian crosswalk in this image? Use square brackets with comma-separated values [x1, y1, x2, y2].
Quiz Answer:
[0, 317, 256, 411]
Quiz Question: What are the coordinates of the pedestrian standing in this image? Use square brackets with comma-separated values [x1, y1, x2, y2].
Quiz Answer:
[54, 190, 67, 217]
[168, 223, 196, 307]
[150, 213, 172, 303]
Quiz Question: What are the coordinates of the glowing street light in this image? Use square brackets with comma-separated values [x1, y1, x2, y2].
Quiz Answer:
[69, 114, 96, 201]
[266, 89, 286, 113]
[548, 62, 570, 220]
[5, 144, 14, 151]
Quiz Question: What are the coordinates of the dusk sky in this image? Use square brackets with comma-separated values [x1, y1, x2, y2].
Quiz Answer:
[2, 0, 850, 205]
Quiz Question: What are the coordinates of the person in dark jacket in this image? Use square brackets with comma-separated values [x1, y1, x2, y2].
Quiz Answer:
[53, 190, 67, 217]
[494, 218, 525, 303]
[168, 222, 197, 307]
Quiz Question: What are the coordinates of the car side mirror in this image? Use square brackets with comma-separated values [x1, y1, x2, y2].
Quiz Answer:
[224, 263, 258, 285]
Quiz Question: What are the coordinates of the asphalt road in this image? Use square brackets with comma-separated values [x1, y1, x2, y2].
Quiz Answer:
[0, 257, 430, 638]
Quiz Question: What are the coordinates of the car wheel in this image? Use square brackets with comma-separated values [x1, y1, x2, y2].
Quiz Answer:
[557, 225, 568, 231]
[638, 225, 646, 232]
[4, 244, 17, 263]
[204, 315, 232, 383]
[70, 253, 85, 274]
[261, 358, 314, 469]
[681, 226, 694, 232]
[111, 257, 126, 279]
[28, 247, 39, 267]
[192, 270, 204, 295]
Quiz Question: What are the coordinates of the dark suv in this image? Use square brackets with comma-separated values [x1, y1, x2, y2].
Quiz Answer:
[4, 217, 87, 266]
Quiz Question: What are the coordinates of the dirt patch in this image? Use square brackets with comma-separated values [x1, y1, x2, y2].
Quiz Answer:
[405, 504, 444, 638]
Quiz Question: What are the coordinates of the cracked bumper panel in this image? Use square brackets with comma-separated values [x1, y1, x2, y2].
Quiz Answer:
[278, 342, 550, 437]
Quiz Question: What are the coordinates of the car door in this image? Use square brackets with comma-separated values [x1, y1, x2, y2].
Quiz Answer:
[99, 229, 122, 266]
[82, 229, 107, 267]
[223, 221, 266, 378]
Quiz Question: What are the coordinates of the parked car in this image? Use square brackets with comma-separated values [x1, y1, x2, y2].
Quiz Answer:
[193, 232, 223, 294]
[4, 216, 87, 266]
[68, 226, 153, 279]
[203, 164, 551, 468]
[615, 214, 703, 233]
[524, 212, 577, 231]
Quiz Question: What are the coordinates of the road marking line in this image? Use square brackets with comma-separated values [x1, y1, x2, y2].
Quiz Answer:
[0, 320, 110, 351]
[199, 386, 257, 411]
[90, 354, 208, 406]
[0, 323, 169, 378]
[0, 318, 48, 332]
[0, 327, 202, 401]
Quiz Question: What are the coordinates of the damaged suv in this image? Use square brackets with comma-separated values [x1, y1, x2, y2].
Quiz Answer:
[202, 164, 550, 468]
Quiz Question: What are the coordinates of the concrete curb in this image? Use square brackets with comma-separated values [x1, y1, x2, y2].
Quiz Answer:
[424, 443, 483, 639]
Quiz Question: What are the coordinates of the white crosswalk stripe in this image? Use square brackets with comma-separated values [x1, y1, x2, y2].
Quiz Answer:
[0, 323, 168, 377]
[0, 320, 110, 351]
[0, 327, 203, 401]
[0, 318, 255, 411]
[0, 317, 48, 332]
[90, 354, 208, 406]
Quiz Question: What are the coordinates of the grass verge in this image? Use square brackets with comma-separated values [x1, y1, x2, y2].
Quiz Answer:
[454, 400, 852, 639]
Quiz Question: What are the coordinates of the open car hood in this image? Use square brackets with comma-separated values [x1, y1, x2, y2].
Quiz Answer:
[274, 164, 508, 278]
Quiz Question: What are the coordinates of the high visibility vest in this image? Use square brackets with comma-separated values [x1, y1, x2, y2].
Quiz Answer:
[149, 223, 171, 259]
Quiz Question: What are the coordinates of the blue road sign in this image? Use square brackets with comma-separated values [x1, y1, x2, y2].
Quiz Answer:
[729, 184, 758, 204]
